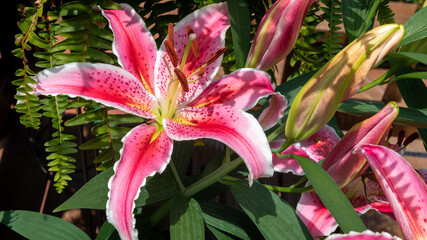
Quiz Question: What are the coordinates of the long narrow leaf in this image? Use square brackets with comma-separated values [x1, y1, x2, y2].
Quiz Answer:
[230, 180, 313, 240]
[0, 210, 90, 240]
[291, 154, 366, 233]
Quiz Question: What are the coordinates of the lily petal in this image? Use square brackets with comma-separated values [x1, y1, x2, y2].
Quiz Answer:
[325, 230, 402, 240]
[258, 93, 287, 131]
[155, 3, 230, 104]
[33, 62, 157, 118]
[102, 4, 157, 94]
[296, 191, 338, 237]
[357, 145, 427, 240]
[273, 125, 340, 175]
[187, 68, 275, 110]
[107, 124, 173, 240]
[163, 106, 273, 184]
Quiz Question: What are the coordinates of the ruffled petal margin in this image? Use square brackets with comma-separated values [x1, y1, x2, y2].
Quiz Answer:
[163, 105, 273, 184]
[107, 124, 173, 240]
[33, 62, 157, 119]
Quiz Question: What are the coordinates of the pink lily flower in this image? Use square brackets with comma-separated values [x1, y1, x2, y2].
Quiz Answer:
[274, 103, 398, 237]
[356, 145, 427, 240]
[31, 3, 277, 239]
[245, 0, 317, 71]
[325, 230, 402, 240]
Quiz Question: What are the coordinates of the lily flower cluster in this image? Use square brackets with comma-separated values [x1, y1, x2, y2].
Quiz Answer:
[26, 1, 427, 240]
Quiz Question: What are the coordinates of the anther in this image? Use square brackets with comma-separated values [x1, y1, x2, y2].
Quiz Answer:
[387, 125, 394, 140]
[403, 132, 419, 147]
[164, 40, 178, 68]
[168, 23, 174, 47]
[198, 67, 206, 77]
[174, 68, 189, 92]
[206, 47, 227, 65]
[186, 25, 199, 58]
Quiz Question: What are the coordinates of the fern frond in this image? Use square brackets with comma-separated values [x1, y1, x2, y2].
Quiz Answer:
[377, 0, 395, 25]
[321, 0, 345, 60]
[41, 95, 77, 193]
[289, 2, 326, 78]
[13, 2, 47, 129]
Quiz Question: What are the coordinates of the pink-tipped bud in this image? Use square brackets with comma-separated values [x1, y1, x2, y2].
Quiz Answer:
[322, 102, 399, 188]
[245, 0, 317, 71]
[285, 24, 405, 142]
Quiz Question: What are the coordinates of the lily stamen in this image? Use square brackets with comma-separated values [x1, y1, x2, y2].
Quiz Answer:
[164, 40, 179, 68]
[174, 68, 189, 92]
[206, 47, 227, 65]
[186, 25, 199, 58]
[168, 23, 174, 47]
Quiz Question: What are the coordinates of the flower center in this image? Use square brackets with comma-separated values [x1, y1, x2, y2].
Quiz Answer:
[158, 23, 226, 122]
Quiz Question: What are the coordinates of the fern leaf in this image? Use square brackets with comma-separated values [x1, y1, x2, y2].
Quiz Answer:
[377, 0, 395, 25]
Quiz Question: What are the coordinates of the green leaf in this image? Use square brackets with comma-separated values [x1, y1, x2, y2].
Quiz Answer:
[395, 66, 427, 150]
[392, 71, 427, 81]
[338, 100, 427, 128]
[170, 195, 205, 240]
[172, 141, 194, 177]
[206, 225, 237, 240]
[387, 52, 427, 66]
[0, 210, 90, 240]
[54, 167, 178, 212]
[97, 221, 120, 240]
[291, 154, 366, 233]
[200, 201, 262, 240]
[398, 6, 427, 47]
[226, 0, 251, 68]
[342, 0, 378, 42]
[230, 180, 313, 240]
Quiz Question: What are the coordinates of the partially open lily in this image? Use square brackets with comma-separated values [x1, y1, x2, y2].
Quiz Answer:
[356, 145, 427, 240]
[285, 103, 399, 236]
[31, 3, 276, 240]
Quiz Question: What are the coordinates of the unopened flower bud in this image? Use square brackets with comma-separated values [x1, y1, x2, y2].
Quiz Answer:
[285, 24, 405, 142]
[245, 0, 317, 71]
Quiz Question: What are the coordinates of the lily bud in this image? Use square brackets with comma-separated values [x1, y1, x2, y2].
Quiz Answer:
[245, 0, 317, 71]
[322, 102, 399, 188]
[285, 24, 404, 142]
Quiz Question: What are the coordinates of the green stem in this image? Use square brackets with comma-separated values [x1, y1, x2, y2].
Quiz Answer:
[359, 63, 401, 92]
[264, 184, 313, 193]
[288, 176, 307, 188]
[267, 123, 286, 143]
[182, 158, 243, 197]
[271, 137, 294, 154]
[169, 160, 185, 192]
[223, 146, 231, 163]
